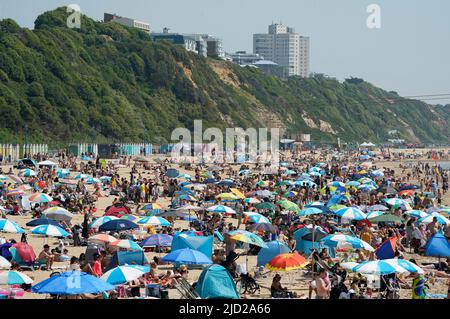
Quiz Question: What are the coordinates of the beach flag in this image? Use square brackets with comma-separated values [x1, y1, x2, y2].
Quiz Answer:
[375, 237, 397, 260]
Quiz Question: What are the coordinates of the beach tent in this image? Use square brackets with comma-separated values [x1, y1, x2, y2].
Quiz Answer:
[293, 228, 335, 257]
[0, 243, 13, 261]
[195, 264, 240, 299]
[424, 232, 450, 257]
[257, 240, 291, 267]
[171, 234, 213, 258]
[375, 237, 397, 260]
[105, 250, 149, 272]
[104, 203, 132, 218]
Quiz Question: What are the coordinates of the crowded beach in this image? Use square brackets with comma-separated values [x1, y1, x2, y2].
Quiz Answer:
[0, 145, 450, 299]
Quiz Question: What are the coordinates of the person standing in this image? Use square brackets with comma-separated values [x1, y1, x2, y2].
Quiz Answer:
[315, 268, 331, 299]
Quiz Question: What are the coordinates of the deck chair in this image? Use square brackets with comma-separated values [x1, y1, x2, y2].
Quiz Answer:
[172, 277, 200, 299]
[9, 247, 45, 271]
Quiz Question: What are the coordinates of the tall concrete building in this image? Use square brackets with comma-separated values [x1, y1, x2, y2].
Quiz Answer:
[253, 23, 310, 78]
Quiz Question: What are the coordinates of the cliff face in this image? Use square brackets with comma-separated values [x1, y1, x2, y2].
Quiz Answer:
[0, 7, 448, 145]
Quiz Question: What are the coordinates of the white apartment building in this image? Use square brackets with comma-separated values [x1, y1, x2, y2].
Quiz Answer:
[104, 13, 150, 33]
[253, 23, 310, 78]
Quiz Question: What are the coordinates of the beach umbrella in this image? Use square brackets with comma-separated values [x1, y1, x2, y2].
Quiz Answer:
[177, 173, 192, 180]
[74, 173, 90, 180]
[140, 234, 173, 247]
[99, 176, 112, 182]
[328, 181, 345, 188]
[99, 219, 138, 232]
[42, 207, 73, 222]
[346, 181, 361, 187]
[6, 189, 25, 197]
[305, 201, 325, 207]
[175, 205, 203, 212]
[384, 198, 409, 207]
[56, 168, 70, 178]
[341, 262, 360, 272]
[206, 205, 236, 214]
[89, 216, 119, 229]
[20, 168, 37, 177]
[418, 213, 450, 226]
[248, 223, 278, 233]
[283, 191, 298, 198]
[0, 175, 9, 181]
[0, 271, 33, 285]
[227, 230, 268, 248]
[365, 211, 385, 220]
[244, 197, 261, 204]
[424, 233, 450, 257]
[405, 210, 428, 219]
[0, 256, 11, 269]
[31, 271, 115, 295]
[31, 225, 69, 237]
[320, 234, 375, 252]
[109, 239, 143, 251]
[254, 190, 272, 198]
[0, 219, 25, 234]
[165, 169, 179, 178]
[85, 177, 101, 184]
[161, 248, 212, 265]
[277, 200, 299, 212]
[101, 265, 148, 285]
[217, 179, 235, 187]
[358, 184, 377, 192]
[335, 207, 366, 221]
[157, 210, 190, 219]
[306, 205, 335, 215]
[176, 194, 198, 201]
[298, 207, 323, 217]
[370, 214, 404, 223]
[243, 212, 270, 224]
[141, 203, 163, 211]
[216, 193, 240, 201]
[26, 218, 63, 228]
[352, 259, 424, 275]
[89, 234, 117, 244]
[278, 180, 294, 187]
[309, 171, 321, 177]
[367, 204, 389, 211]
[120, 214, 138, 221]
[136, 216, 171, 227]
[28, 193, 53, 204]
[265, 252, 309, 271]
[255, 202, 277, 211]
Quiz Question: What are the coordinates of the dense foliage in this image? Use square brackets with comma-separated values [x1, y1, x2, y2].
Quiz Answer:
[0, 7, 448, 146]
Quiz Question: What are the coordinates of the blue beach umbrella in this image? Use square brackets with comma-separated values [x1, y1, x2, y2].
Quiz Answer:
[424, 232, 450, 257]
[32, 271, 115, 295]
[31, 224, 69, 237]
[0, 219, 25, 234]
[140, 234, 173, 247]
[161, 248, 212, 265]
[26, 218, 63, 228]
[101, 266, 149, 285]
[99, 219, 139, 232]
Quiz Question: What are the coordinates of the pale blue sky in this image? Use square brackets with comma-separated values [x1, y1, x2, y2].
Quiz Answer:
[1, 0, 449, 101]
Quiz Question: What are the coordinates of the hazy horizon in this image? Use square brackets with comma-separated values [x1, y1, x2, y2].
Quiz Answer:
[1, 0, 449, 103]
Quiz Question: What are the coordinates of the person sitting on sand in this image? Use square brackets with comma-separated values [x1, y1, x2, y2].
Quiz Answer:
[271, 274, 298, 298]
[38, 244, 54, 270]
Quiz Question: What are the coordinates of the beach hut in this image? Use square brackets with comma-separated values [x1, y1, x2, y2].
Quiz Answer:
[293, 227, 335, 257]
[257, 240, 291, 267]
[171, 234, 213, 258]
[195, 264, 240, 299]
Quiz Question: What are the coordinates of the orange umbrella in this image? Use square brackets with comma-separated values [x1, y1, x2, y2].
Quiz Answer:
[266, 252, 309, 271]
[89, 234, 117, 244]
[398, 189, 414, 197]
